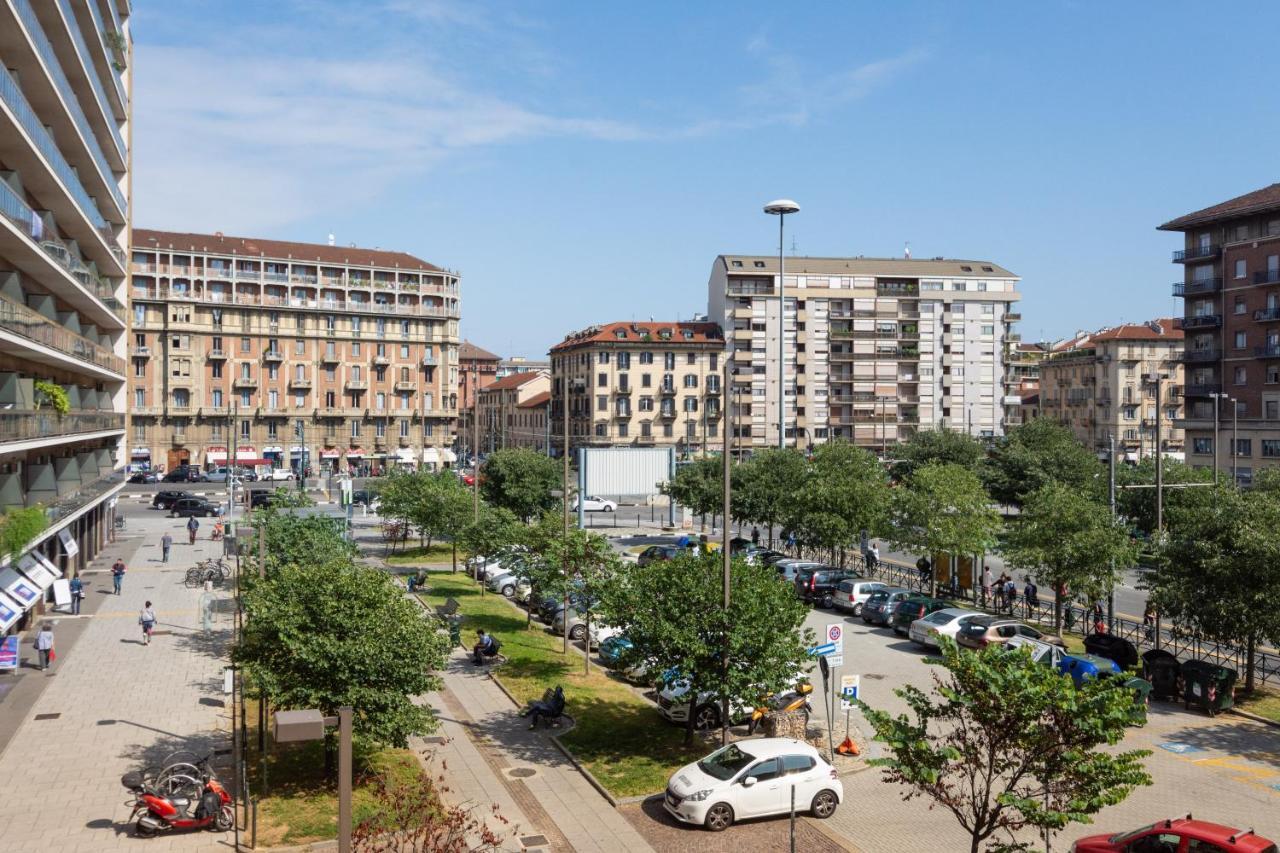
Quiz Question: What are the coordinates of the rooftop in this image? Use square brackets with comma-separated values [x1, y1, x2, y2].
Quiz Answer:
[134, 229, 445, 272]
[551, 321, 724, 352]
[482, 371, 547, 391]
[716, 255, 1017, 278]
[1158, 182, 1280, 231]
[459, 341, 501, 362]
[1089, 318, 1183, 342]
[518, 391, 551, 409]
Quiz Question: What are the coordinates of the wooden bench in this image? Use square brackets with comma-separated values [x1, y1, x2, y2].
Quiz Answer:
[434, 597, 460, 618]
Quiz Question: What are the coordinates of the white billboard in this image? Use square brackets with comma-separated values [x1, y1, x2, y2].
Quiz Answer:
[581, 447, 674, 497]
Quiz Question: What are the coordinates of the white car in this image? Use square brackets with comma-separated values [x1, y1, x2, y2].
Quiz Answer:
[552, 610, 619, 645]
[908, 608, 984, 649]
[264, 468, 296, 481]
[831, 580, 887, 616]
[512, 579, 533, 604]
[572, 495, 617, 512]
[1003, 635, 1066, 668]
[664, 738, 842, 831]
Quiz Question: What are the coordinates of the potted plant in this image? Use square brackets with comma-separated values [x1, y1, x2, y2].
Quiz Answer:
[33, 380, 69, 418]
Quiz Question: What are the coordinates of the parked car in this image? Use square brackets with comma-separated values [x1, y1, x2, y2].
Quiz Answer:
[794, 567, 859, 609]
[512, 579, 534, 604]
[127, 472, 158, 484]
[637, 544, 682, 566]
[572, 495, 617, 512]
[1002, 635, 1066, 668]
[152, 490, 190, 510]
[248, 490, 276, 509]
[743, 547, 785, 565]
[657, 678, 754, 730]
[162, 467, 207, 483]
[204, 467, 237, 483]
[1057, 653, 1122, 687]
[663, 738, 843, 831]
[170, 497, 225, 518]
[832, 580, 887, 616]
[351, 489, 379, 506]
[264, 468, 295, 481]
[1071, 817, 1276, 853]
[956, 616, 1065, 651]
[552, 609, 619, 645]
[861, 587, 913, 626]
[908, 608, 984, 649]
[486, 571, 519, 597]
[890, 596, 951, 636]
[774, 559, 825, 585]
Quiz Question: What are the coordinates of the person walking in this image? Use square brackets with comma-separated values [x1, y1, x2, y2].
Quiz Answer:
[1143, 603, 1156, 641]
[982, 566, 993, 607]
[186, 516, 200, 546]
[34, 623, 54, 670]
[993, 573, 1005, 610]
[69, 575, 84, 615]
[1024, 577, 1038, 611]
[160, 532, 173, 563]
[1005, 578, 1018, 613]
[750, 526, 760, 546]
[139, 601, 157, 645]
[867, 542, 880, 572]
[111, 557, 126, 594]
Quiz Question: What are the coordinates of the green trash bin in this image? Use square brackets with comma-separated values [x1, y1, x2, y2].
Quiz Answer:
[446, 616, 463, 650]
[1181, 659, 1236, 717]
[1122, 677, 1152, 726]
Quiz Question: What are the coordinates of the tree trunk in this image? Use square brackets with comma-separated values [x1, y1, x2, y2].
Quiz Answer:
[1053, 597, 1063, 634]
[1246, 635, 1256, 694]
[584, 609, 591, 676]
[683, 678, 699, 746]
[451, 540, 457, 574]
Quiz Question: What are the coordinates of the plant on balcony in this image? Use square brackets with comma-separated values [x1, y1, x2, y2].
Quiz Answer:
[33, 381, 69, 418]
[0, 506, 48, 563]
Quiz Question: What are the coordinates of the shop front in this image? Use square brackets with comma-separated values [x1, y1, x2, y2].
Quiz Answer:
[319, 448, 340, 475]
[205, 446, 228, 471]
[129, 447, 152, 473]
[345, 448, 366, 476]
[289, 445, 310, 477]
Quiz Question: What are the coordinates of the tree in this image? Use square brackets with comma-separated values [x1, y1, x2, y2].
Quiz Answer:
[1115, 458, 1214, 537]
[886, 463, 1002, 596]
[0, 507, 47, 562]
[984, 419, 1103, 507]
[479, 448, 559, 521]
[861, 640, 1150, 853]
[1001, 482, 1139, 632]
[732, 448, 806, 547]
[889, 428, 987, 482]
[599, 551, 813, 744]
[1150, 486, 1280, 692]
[661, 456, 723, 527]
[540, 527, 622, 669]
[510, 510, 570, 628]
[456, 504, 521, 586]
[236, 558, 449, 762]
[378, 471, 473, 570]
[250, 508, 357, 581]
[785, 441, 890, 565]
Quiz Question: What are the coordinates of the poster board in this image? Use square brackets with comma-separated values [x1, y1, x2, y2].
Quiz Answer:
[58, 528, 79, 558]
[0, 567, 40, 609]
[0, 590, 22, 632]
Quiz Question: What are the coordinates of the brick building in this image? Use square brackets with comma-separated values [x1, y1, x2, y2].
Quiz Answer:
[473, 370, 550, 453]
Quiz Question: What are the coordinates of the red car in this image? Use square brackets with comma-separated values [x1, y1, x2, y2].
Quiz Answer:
[1071, 817, 1276, 852]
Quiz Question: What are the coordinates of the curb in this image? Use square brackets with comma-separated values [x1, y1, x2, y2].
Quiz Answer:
[1228, 707, 1280, 729]
[255, 842, 338, 853]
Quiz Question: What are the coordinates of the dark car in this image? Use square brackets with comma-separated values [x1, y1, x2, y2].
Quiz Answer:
[793, 566, 857, 609]
[170, 497, 224, 518]
[128, 472, 158, 484]
[861, 587, 913, 626]
[351, 489, 379, 507]
[162, 467, 207, 483]
[636, 544, 681, 566]
[152, 490, 190, 510]
[248, 490, 276, 509]
[890, 596, 951, 636]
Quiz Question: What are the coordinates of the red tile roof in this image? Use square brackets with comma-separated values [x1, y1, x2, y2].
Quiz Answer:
[459, 341, 501, 362]
[518, 391, 551, 408]
[551, 321, 724, 352]
[1158, 183, 1280, 230]
[1089, 318, 1183, 341]
[482, 371, 546, 391]
[134, 228, 444, 271]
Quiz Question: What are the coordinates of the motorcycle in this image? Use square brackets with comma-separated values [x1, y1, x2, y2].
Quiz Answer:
[747, 682, 815, 735]
[121, 753, 233, 837]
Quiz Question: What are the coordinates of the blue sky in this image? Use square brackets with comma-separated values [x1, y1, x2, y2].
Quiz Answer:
[132, 1, 1279, 358]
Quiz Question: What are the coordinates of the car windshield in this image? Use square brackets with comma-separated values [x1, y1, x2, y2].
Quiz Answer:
[697, 744, 757, 781]
[925, 612, 954, 624]
[1108, 823, 1159, 844]
[867, 592, 888, 604]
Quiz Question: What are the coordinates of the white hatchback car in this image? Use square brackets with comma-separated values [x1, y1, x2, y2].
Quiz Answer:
[832, 580, 887, 616]
[908, 607, 985, 649]
[665, 738, 842, 831]
[572, 495, 617, 512]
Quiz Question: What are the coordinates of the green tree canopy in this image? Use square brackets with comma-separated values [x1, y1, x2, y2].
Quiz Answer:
[1001, 482, 1138, 631]
[1115, 457, 1214, 537]
[250, 508, 357, 581]
[889, 428, 987, 482]
[861, 639, 1150, 853]
[541, 527, 622, 667]
[457, 503, 521, 582]
[984, 418, 1103, 507]
[479, 448, 560, 521]
[785, 441, 890, 563]
[378, 471, 473, 568]
[732, 448, 806, 546]
[662, 456, 723, 520]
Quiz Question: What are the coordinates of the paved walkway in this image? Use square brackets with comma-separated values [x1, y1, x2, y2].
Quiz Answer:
[0, 513, 235, 852]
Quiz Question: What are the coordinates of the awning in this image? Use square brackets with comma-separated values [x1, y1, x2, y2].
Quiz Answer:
[440, 448, 458, 463]
[320, 449, 340, 459]
[0, 589, 21, 632]
[0, 566, 41, 609]
[1125, 451, 1140, 462]
[289, 445, 304, 454]
[422, 448, 439, 464]
[206, 446, 228, 462]
[240, 458, 271, 467]
[131, 447, 151, 458]
[395, 448, 416, 464]
[263, 446, 284, 455]
[236, 447, 258, 460]
[345, 448, 365, 458]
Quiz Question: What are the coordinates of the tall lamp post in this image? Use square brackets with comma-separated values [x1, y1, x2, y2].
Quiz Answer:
[1209, 391, 1228, 486]
[764, 199, 799, 449]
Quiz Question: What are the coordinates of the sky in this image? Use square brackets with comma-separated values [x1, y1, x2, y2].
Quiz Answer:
[131, 1, 1280, 359]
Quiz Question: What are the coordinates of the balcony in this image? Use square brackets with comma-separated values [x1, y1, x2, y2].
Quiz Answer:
[200, 406, 228, 417]
[614, 385, 632, 395]
[345, 379, 368, 391]
[289, 377, 313, 389]
[372, 354, 390, 365]
[1183, 383, 1222, 397]
[658, 408, 677, 419]
[0, 296, 124, 376]
[321, 350, 341, 364]
[1176, 315, 1222, 331]
[263, 350, 284, 362]
[129, 345, 150, 358]
[1005, 312, 1022, 322]
[1254, 308, 1280, 322]
[421, 354, 437, 366]
[1255, 344, 1280, 359]
[207, 348, 227, 360]
[130, 405, 160, 416]
[1173, 245, 1221, 262]
[171, 433, 186, 446]
[1172, 278, 1222, 297]
[393, 380, 416, 392]
[233, 376, 259, 389]
[1254, 270, 1280, 286]
[876, 283, 919, 297]
[613, 409, 632, 419]
[1180, 348, 1221, 363]
[0, 410, 125, 446]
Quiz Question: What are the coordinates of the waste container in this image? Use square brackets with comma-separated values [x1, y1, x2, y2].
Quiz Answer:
[1083, 633, 1139, 670]
[1140, 649, 1181, 701]
[1181, 659, 1236, 717]
[1121, 676, 1153, 726]
[446, 615, 463, 649]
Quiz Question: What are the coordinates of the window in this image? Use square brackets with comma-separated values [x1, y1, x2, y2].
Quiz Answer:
[617, 352, 631, 369]
[1235, 438, 1252, 457]
[597, 395, 607, 412]
[687, 352, 696, 364]
[639, 352, 653, 365]
[266, 421, 278, 439]
[134, 360, 145, 378]
[639, 397, 653, 412]
[664, 352, 676, 369]
[401, 320, 410, 338]
[1235, 366, 1248, 385]
[598, 372, 607, 387]
[981, 325, 995, 336]
[594, 423, 606, 437]
[376, 392, 386, 410]
[134, 388, 145, 407]
[240, 390, 251, 406]
[710, 353, 718, 371]
[326, 366, 336, 381]
[1235, 259, 1247, 279]
[267, 364, 279, 379]
[1236, 297, 1248, 315]
[399, 419, 409, 437]
[684, 397, 698, 412]
[1263, 440, 1280, 457]
[325, 391, 336, 407]
[400, 344, 409, 358]
[683, 374, 698, 388]
[268, 390, 279, 408]
[663, 423, 673, 437]
[1193, 437, 1213, 455]
[375, 366, 386, 382]
[642, 373, 651, 388]
[1235, 331, 1247, 349]
[240, 336, 251, 352]
[375, 419, 386, 437]
[745, 759, 781, 783]
[239, 419, 250, 439]
[350, 420, 361, 438]
[618, 422, 628, 438]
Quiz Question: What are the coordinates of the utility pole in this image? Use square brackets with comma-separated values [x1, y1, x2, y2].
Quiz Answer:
[1154, 377, 1163, 532]
[471, 363, 479, 523]
[1211, 391, 1223, 487]
[562, 375, 571, 655]
[720, 356, 731, 746]
[1107, 432, 1116, 631]
[1231, 396, 1239, 486]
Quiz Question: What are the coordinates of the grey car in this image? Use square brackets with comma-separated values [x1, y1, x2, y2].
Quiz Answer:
[774, 559, 826, 584]
[860, 587, 913, 626]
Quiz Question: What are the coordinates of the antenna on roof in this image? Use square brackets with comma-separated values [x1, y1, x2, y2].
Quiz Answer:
[790, 235, 797, 255]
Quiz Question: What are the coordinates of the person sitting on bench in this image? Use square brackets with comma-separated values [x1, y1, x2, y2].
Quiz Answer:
[522, 686, 565, 730]
[472, 629, 500, 665]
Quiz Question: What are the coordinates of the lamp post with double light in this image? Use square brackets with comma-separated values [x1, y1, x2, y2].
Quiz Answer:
[763, 199, 799, 449]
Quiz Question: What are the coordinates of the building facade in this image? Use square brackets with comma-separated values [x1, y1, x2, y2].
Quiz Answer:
[1160, 183, 1280, 485]
[474, 371, 549, 453]
[550, 321, 725, 455]
[1037, 320, 1184, 460]
[129, 230, 460, 475]
[1003, 341, 1048, 426]
[0, 0, 132, 633]
[497, 356, 550, 379]
[707, 256, 1022, 452]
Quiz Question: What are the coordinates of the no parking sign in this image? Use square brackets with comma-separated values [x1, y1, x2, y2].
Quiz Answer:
[826, 623, 843, 648]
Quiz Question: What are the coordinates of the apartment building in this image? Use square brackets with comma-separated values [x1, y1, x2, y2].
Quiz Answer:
[1038, 320, 1184, 460]
[129, 230, 460, 475]
[1003, 341, 1049, 426]
[707, 256, 1021, 452]
[0, 0, 132, 634]
[1160, 183, 1280, 484]
[474, 371, 550, 453]
[498, 356, 550, 378]
[549, 321, 725, 454]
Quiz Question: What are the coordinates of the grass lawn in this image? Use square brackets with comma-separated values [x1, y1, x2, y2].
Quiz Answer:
[421, 573, 709, 798]
[385, 542, 467, 566]
[1235, 687, 1280, 724]
[242, 698, 426, 846]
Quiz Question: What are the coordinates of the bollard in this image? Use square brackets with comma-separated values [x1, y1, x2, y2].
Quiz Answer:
[251, 797, 258, 849]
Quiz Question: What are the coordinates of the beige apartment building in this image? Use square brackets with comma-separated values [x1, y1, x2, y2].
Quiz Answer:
[473, 371, 550, 454]
[707, 256, 1022, 453]
[1004, 341, 1049, 426]
[1038, 320, 1184, 460]
[549, 321, 725, 455]
[129, 230, 460, 475]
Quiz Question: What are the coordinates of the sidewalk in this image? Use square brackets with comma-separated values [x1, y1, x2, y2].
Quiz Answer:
[0, 514, 236, 852]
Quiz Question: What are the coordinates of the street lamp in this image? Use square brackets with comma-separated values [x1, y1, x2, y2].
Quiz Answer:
[274, 707, 353, 853]
[764, 199, 799, 450]
[1209, 391, 1229, 485]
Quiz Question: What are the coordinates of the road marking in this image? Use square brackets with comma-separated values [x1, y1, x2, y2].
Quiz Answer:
[1158, 742, 1203, 754]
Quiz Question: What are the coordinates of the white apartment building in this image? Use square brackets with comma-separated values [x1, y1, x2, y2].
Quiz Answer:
[707, 256, 1021, 451]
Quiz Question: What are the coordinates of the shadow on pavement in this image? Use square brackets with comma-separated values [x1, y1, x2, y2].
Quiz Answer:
[1157, 718, 1280, 768]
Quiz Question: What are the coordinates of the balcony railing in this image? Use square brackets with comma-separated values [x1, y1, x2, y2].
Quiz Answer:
[0, 410, 124, 444]
[1254, 307, 1280, 322]
[207, 348, 227, 360]
[1255, 344, 1280, 359]
[233, 376, 259, 388]
[1180, 348, 1221, 363]
[52, 0, 127, 159]
[1176, 315, 1222, 330]
[45, 470, 125, 525]
[0, 296, 125, 375]
[262, 350, 283, 362]
[1184, 383, 1222, 397]
[876, 283, 919, 297]
[133, 288, 458, 319]
[1172, 278, 1222, 296]
[1254, 270, 1280, 286]
[346, 379, 368, 390]
[321, 350, 341, 363]
[1173, 245, 1221, 262]
[288, 377, 313, 388]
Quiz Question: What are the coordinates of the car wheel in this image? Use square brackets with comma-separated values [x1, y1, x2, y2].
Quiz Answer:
[821, 593, 834, 609]
[692, 703, 720, 731]
[604, 505, 614, 512]
[569, 624, 586, 641]
[703, 803, 734, 832]
[853, 602, 864, 616]
[810, 789, 838, 819]
[501, 584, 515, 598]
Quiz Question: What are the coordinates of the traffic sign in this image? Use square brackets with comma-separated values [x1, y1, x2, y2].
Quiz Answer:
[808, 642, 838, 656]
[840, 675, 860, 710]
[826, 624, 843, 644]
[827, 655, 845, 668]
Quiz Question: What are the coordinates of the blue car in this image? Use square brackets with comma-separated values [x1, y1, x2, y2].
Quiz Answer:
[1056, 653, 1121, 687]
[598, 635, 631, 667]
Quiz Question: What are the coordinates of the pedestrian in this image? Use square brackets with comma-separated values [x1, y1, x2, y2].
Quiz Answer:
[186, 515, 200, 545]
[1143, 603, 1156, 641]
[1024, 577, 1038, 611]
[867, 542, 880, 572]
[139, 601, 157, 645]
[34, 622, 54, 670]
[1092, 601, 1106, 635]
[111, 557, 126, 594]
[1005, 578, 1018, 613]
[750, 526, 760, 546]
[993, 573, 1005, 610]
[69, 575, 84, 615]
[160, 531, 173, 563]
[982, 566, 993, 606]
[916, 555, 931, 586]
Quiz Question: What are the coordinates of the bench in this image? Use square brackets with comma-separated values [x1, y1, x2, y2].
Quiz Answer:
[434, 597, 460, 618]
[522, 686, 566, 730]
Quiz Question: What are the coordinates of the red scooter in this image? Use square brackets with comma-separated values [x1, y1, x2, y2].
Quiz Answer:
[122, 758, 233, 836]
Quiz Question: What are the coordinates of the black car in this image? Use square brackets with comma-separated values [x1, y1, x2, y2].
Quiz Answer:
[861, 587, 913, 626]
[162, 467, 207, 483]
[636, 544, 681, 566]
[152, 490, 189, 510]
[352, 489, 379, 506]
[248, 490, 276, 509]
[170, 497, 224, 518]
[128, 472, 158, 484]
[793, 566, 858, 608]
